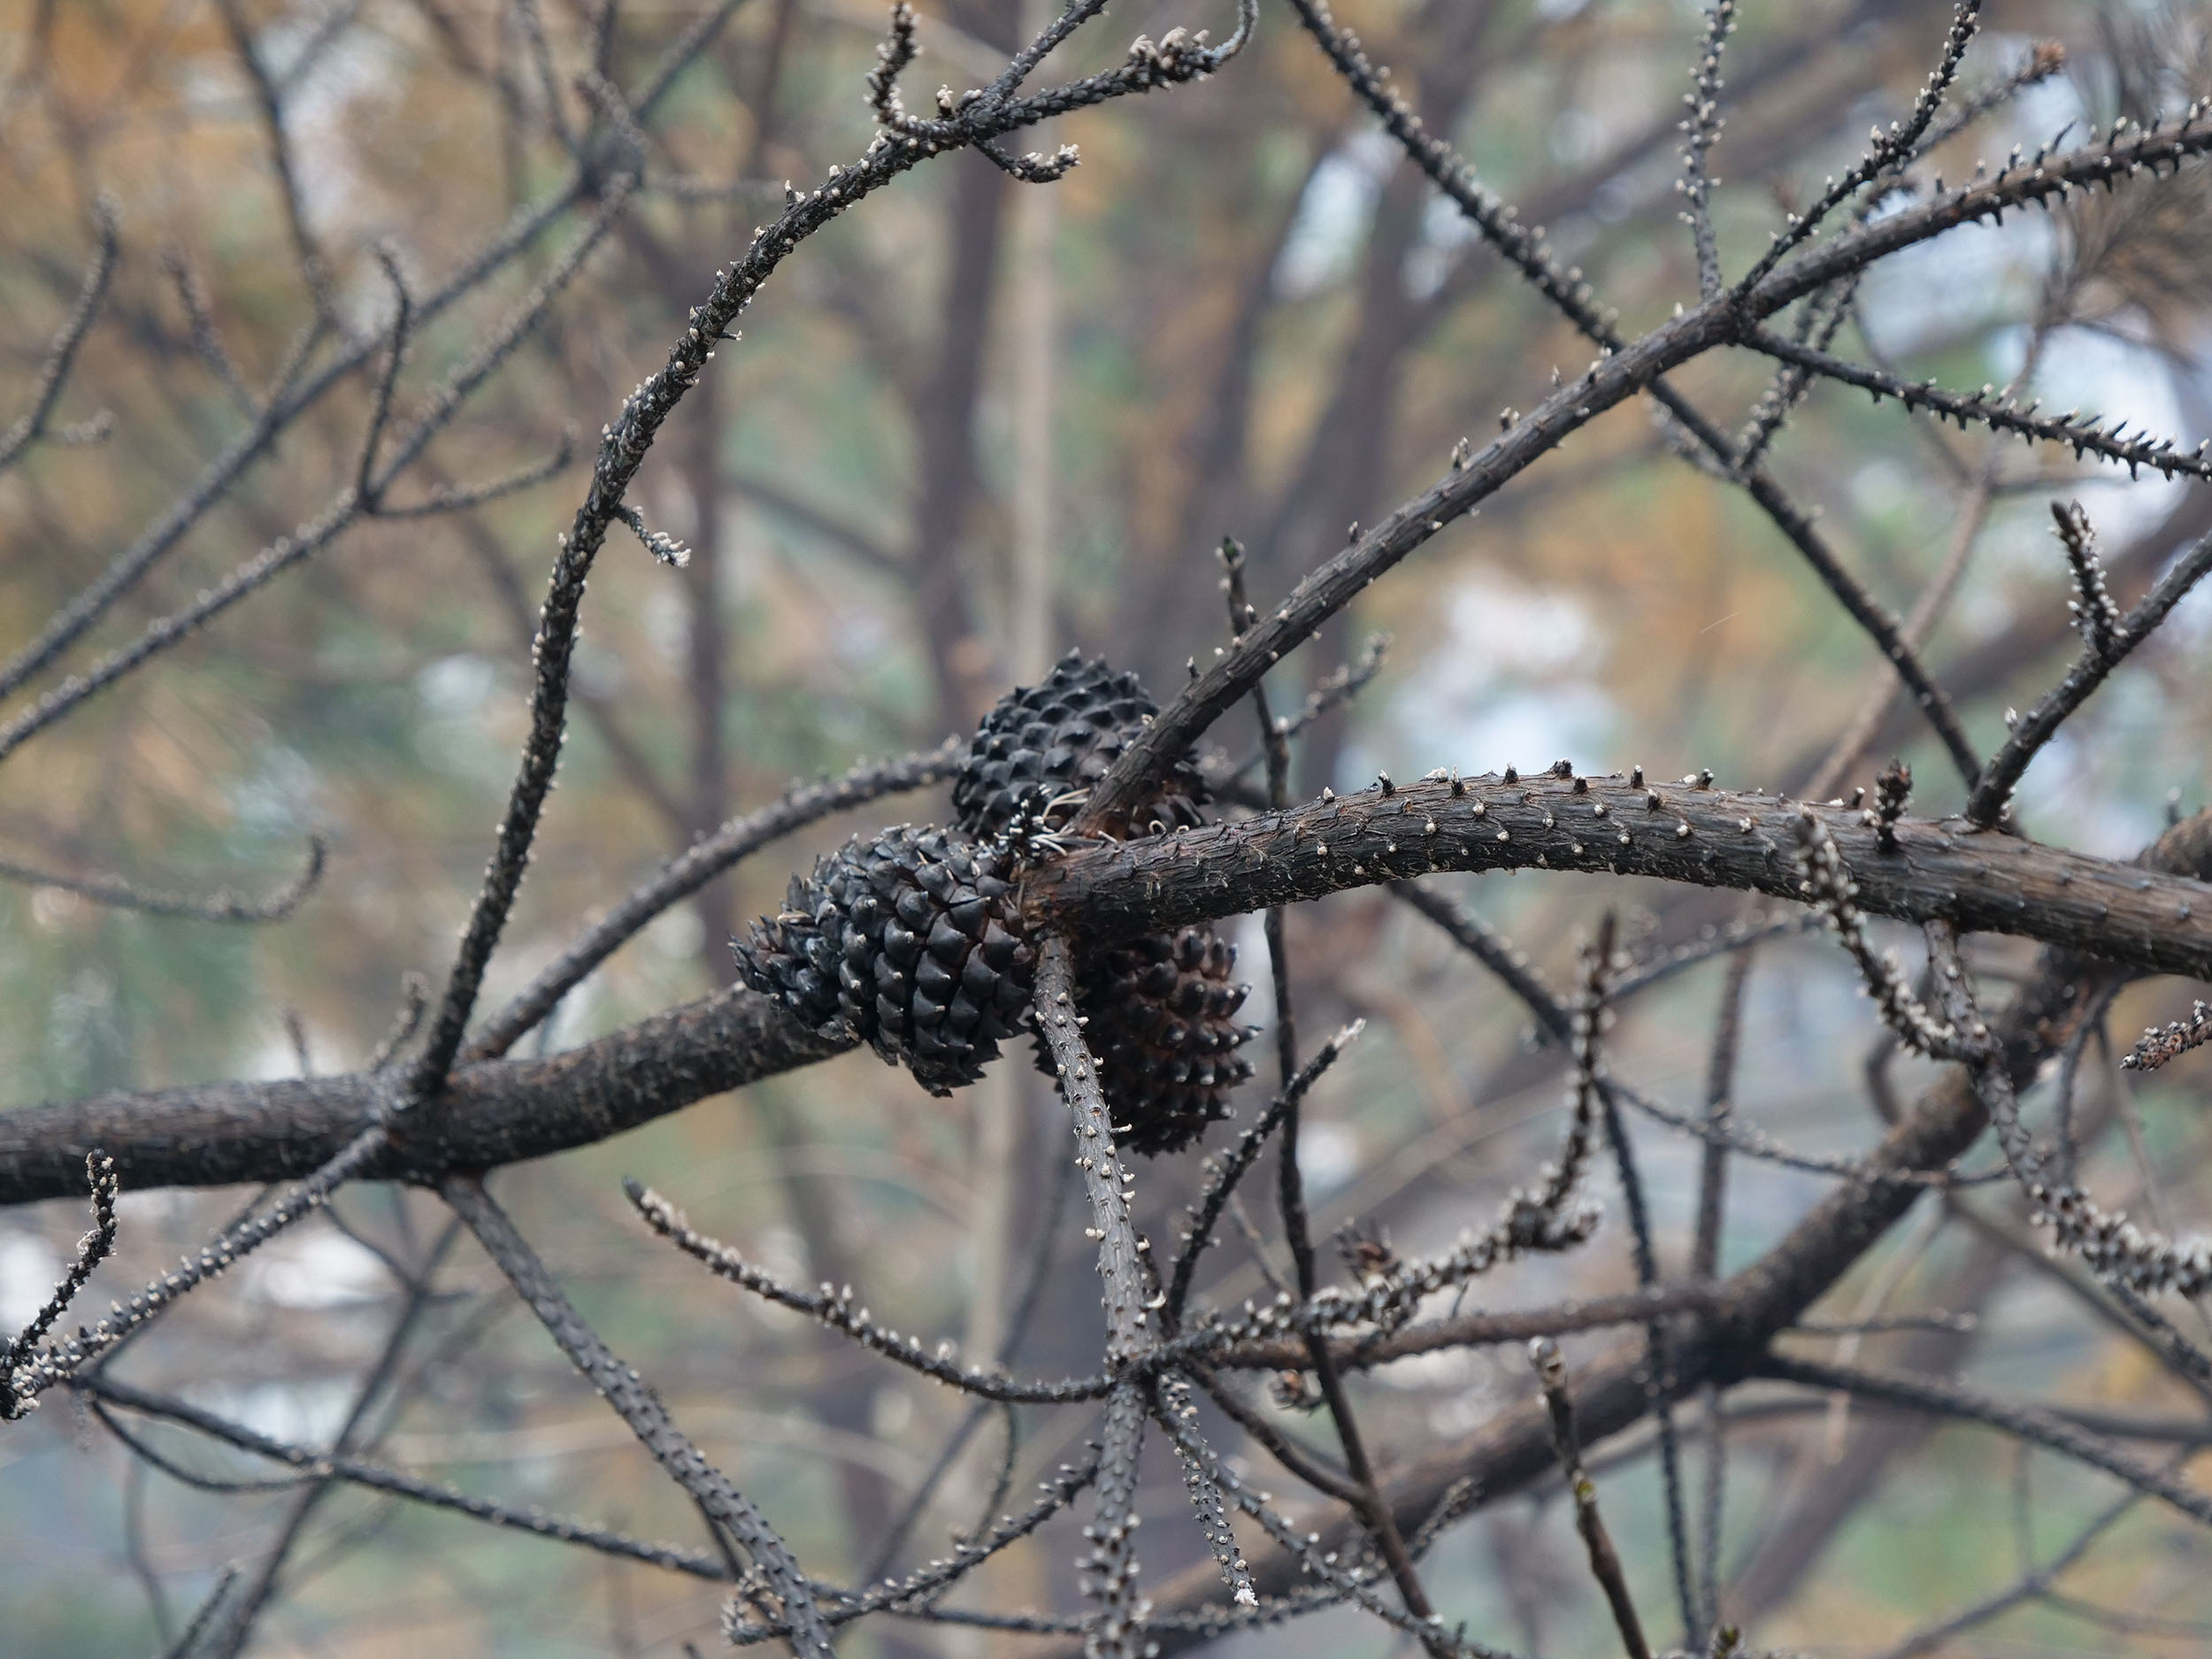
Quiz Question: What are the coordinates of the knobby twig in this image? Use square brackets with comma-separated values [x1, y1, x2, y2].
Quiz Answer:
[79, 1371, 730, 1578]
[5, 1128, 386, 1413]
[0, 837, 325, 925]
[2123, 1001, 2210, 1072]
[439, 1174, 833, 1657]
[1677, 2, 1736, 300]
[1968, 519, 2212, 825]
[1530, 1337, 1653, 1659]
[0, 196, 120, 472]
[0, 1152, 119, 1417]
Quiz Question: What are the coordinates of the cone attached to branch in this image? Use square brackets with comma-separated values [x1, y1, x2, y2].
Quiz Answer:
[736, 825, 1034, 1095]
[953, 653, 1253, 1151]
[953, 649, 1209, 841]
[1045, 924, 1255, 1156]
[740, 654, 1253, 1134]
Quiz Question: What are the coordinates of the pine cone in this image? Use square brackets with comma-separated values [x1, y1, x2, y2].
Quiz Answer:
[1043, 924, 1255, 1156]
[736, 825, 1034, 1095]
[952, 650, 1207, 841]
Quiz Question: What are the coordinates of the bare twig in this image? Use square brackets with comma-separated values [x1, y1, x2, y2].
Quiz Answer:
[81, 1372, 729, 1579]
[440, 1175, 832, 1655]
[215, 0, 330, 304]
[373, 433, 577, 518]
[0, 179, 634, 768]
[1969, 522, 2212, 825]
[0, 196, 119, 472]
[627, 1180, 1104, 1403]
[6, 1128, 386, 1413]
[0, 1151, 118, 1411]
[1732, 0, 1984, 293]
[0, 837, 325, 924]
[1530, 1337, 1653, 1659]
[1757, 1351, 2212, 1530]
[356, 245, 413, 505]
[159, 246, 257, 414]
[1747, 326, 2212, 487]
[1166, 1023, 1363, 1325]
[1677, 2, 1737, 299]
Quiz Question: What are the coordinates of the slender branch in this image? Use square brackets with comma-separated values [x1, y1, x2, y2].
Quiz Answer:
[80, 1373, 730, 1578]
[1152, 1373, 1261, 1608]
[0, 1151, 117, 1403]
[0, 196, 119, 472]
[1755, 1352, 2212, 1529]
[1677, 2, 1736, 300]
[439, 1175, 833, 1656]
[1166, 1025, 1362, 1326]
[725, 1452, 1103, 1645]
[1732, 0, 1983, 293]
[1747, 326, 2212, 485]
[627, 1181, 1105, 1405]
[216, 0, 329, 300]
[161, 1570, 241, 1659]
[355, 245, 413, 505]
[0, 178, 634, 769]
[1968, 522, 2212, 825]
[1391, 882, 1559, 1037]
[1531, 1337, 1653, 1659]
[0, 837, 325, 924]
[5, 1128, 387, 1412]
[159, 245, 257, 415]
[727, 468, 906, 573]
[373, 434, 577, 518]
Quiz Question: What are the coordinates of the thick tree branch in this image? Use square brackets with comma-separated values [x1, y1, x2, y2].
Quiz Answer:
[1037, 773, 2212, 981]
[0, 985, 841, 1206]
[8, 803, 2210, 1207]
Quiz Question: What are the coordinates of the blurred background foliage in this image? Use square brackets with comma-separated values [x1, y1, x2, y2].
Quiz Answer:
[4, 0, 2212, 1653]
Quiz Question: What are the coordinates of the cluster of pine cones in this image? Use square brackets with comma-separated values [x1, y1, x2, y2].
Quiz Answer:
[735, 653, 1255, 1155]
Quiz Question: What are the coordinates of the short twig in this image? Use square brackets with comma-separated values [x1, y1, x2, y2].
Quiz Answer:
[441, 1175, 833, 1655]
[1530, 1336, 1653, 1659]
[0, 196, 120, 472]
[0, 1152, 119, 1413]
[0, 836, 325, 924]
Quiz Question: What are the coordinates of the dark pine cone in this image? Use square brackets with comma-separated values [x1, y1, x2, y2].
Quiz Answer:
[1042, 926, 1256, 1156]
[952, 650, 1208, 841]
[735, 825, 1034, 1096]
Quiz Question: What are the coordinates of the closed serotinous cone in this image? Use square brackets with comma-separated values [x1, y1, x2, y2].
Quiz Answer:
[735, 824, 1034, 1096]
[952, 649, 1209, 841]
[1048, 924, 1254, 1156]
